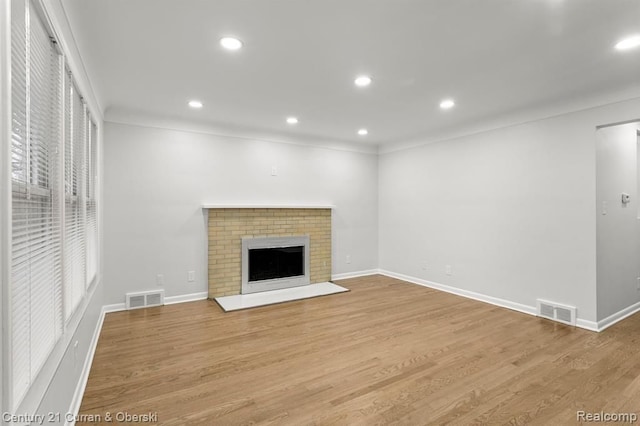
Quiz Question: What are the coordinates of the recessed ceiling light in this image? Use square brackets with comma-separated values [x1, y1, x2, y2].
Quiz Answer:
[615, 35, 640, 51]
[358, 128, 368, 136]
[354, 75, 372, 87]
[286, 117, 298, 125]
[188, 100, 203, 109]
[439, 99, 455, 109]
[220, 37, 243, 50]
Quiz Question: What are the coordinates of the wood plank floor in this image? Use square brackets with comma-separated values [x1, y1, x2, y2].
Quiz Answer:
[78, 275, 640, 425]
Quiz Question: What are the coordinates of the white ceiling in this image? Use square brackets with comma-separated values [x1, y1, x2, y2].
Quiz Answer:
[62, 0, 640, 147]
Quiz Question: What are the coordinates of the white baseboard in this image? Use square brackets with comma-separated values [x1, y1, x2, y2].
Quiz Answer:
[102, 302, 125, 313]
[379, 269, 538, 317]
[331, 269, 380, 281]
[65, 306, 107, 426]
[165, 291, 208, 305]
[102, 291, 209, 314]
[596, 300, 640, 332]
[576, 318, 599, 332]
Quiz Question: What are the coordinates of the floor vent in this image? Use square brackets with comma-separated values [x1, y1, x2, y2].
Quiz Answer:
[126, 290, 165, 310]
[536, 299, 576, 326]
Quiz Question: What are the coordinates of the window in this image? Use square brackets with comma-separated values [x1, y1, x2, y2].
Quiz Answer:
[63, 76, 86, 320]
[10, 0, 63, 406]
[9, 0, 98, 410]
[86, 120, 98, 283]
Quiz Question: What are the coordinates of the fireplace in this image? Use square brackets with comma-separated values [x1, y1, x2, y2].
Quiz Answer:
[205, 207, 331, 298]
[241, 235, 310, 294]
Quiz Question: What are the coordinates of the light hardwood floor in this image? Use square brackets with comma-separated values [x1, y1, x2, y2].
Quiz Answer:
[78, 275, 640, 425]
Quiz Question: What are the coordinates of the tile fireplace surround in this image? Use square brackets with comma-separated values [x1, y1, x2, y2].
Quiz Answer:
[205, 206, 332, 298]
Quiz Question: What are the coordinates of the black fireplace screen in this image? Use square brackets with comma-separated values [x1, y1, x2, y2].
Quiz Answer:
[248, 246, 305, 282]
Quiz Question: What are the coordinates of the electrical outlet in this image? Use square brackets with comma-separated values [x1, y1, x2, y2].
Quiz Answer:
[346, 255, 351, 264]
[188, 271, 195, 282]
[637, 277, 640, 291]
[156, 274, 164, 286]
[446, 265, 452, 276]
[271, 166, 278, 176]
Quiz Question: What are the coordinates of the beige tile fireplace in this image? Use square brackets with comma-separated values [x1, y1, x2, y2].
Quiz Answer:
[205, 206, 332, 298]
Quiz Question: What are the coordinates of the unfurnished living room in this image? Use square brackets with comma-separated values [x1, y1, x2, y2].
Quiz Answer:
[2, 0, 640, 425]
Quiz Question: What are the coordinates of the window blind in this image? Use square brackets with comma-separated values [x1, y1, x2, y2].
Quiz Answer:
[86, 120, 97, 284]
[63, 77, 86, 320]
[10, 0, 64, 407]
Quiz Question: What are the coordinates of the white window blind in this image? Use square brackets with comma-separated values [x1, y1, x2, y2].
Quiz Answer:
[10, 0, 64, 408]
[63, 77, 87, 320]
[86, 120, 97, 284]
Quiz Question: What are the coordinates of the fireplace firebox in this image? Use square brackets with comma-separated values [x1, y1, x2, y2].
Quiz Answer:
[241, 236, 310, 294]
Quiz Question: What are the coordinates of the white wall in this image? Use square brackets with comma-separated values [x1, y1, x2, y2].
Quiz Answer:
[379, 97, 640, 324]
[102, 121, 379, 305]
[596, 122, 640, 320]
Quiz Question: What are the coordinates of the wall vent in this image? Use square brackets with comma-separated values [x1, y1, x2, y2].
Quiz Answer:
[536, 299, 576, 326]
[126, 290, 165, 310]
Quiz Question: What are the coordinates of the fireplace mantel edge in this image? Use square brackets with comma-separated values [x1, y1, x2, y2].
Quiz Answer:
[202, 204, 334, 209]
